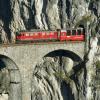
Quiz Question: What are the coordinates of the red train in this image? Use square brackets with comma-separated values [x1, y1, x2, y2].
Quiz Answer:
[16, 28, 85, 42]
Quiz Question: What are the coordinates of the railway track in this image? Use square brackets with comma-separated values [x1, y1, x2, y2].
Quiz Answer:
[0, 41, 85, 47]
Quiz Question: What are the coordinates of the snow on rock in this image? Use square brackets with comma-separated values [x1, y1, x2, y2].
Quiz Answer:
[86, 37, 98, 100]
[0, 93, 8, 100]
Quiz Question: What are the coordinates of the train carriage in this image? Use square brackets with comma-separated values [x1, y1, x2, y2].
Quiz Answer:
[16, 30, 58, 41]
[60, 28, 85, 41]
[16, 28, 85, 42]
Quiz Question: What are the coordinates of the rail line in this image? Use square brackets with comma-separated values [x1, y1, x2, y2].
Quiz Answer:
[0, 41, 85, 47]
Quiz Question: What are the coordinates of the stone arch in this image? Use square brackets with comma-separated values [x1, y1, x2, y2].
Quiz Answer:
[43, 49, 83, 74]
[44, 49, 82, 62]
[0, 55, 22, 100]
[43, 49, 80, 100]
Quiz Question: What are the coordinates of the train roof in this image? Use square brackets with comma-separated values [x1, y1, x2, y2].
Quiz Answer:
[19, 29, 57, 32]
[18, 28, 84, 33]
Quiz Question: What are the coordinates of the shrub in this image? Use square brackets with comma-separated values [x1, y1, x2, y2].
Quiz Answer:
[95, 60, 100, 68]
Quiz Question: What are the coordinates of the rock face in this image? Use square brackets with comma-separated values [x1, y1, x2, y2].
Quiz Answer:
[31, 41, 99, 100]
[31, 57, 78, 100]
[93, 44, 100, 100]
[0, 0, 100, 42]
[0, 0, 100, 100]
[85, 37, 98, 100]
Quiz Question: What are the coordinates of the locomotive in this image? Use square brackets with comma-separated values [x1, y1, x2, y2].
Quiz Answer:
[16, 28, 85, 42]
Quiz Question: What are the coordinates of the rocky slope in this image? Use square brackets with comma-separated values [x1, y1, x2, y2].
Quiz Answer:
[0, 0, 100, 100]
[31, 37, 99, 100]
[0, 0, 100, 42]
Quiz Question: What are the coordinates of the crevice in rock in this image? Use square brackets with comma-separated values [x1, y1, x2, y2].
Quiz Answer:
[66, 0, 72, 20]
[44, 49, 82, 62]
[20, 1, 36, 30]
[88, 1, 98, 16]
[42, 0, 49, 29]
[58, 0, 63, 28]
[61, 81, 74, 100]
[0, 0, 12, 40]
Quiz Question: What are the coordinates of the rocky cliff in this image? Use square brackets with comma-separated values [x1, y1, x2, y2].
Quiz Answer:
[0, 0, 100, 42]
[31, 37, 99, 100]
[0, 0, 100, 100]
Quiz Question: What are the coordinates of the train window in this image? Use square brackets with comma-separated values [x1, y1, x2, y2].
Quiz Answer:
[16, 32, 20, 35]
[30, 34, 33, 36]
[46, 32, 50, 35]
[34, 33, 38, 35]
[72, 30, 76, 35]
[42, 32, 45, 35]
[77, 29, 82, 35]
[61, 32, 65, 36]
[67, 30, 71, 36]
[21, 33, 25, 36]
[50, 32, 54, 35]
[83, 29, 85, 34]
[60, 30, 65, 36]
[25, 33, 29, 36]
[17, 32, 21, 36]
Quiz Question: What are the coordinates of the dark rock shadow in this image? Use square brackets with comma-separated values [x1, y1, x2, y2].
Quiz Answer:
[0, 0, 12, 40]
[61, 81, 74, 100]
[44, 49, 82, 62]
[0, 59, 6, 70]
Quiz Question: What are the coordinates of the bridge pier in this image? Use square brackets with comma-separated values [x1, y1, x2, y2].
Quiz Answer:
[21, 74, 32, 100]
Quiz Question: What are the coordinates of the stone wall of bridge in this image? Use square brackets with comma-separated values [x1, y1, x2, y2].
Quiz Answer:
[0, 42, 85, 100]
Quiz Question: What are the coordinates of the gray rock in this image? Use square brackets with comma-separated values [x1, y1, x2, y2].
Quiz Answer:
[0, 0, 100, 41]
[0, 0, 100, 100]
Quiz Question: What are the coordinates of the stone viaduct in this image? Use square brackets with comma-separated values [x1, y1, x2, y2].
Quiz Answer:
[0, 42, 86, 100]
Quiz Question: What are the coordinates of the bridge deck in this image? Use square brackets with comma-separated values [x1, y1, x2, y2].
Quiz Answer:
[0, 41, 85, 47]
